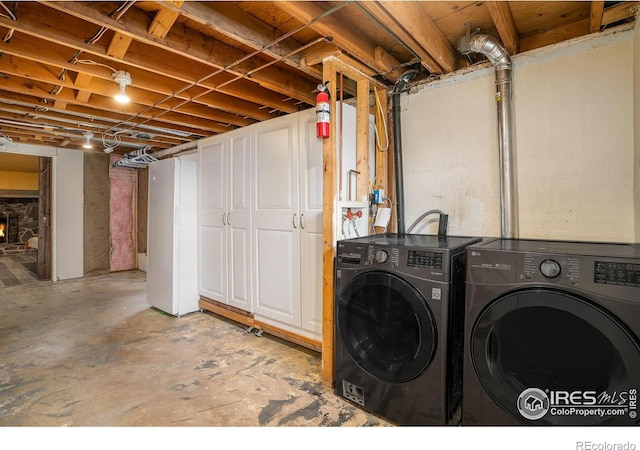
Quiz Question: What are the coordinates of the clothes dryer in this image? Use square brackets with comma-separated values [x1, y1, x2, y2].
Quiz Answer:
[463, 238, 640, 425]
[334, 233, 481, 425]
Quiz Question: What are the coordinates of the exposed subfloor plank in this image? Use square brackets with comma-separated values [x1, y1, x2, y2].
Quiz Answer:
[0, 270, 389, 427]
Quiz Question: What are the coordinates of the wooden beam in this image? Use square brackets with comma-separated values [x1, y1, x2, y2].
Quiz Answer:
[300, 41, 342, 67]
[590, 1, 605, 33]
[602, 1, 637, 26]
[0, 30, 279, 121]
[321, 56, 388, 91]
[162, 0, 322, 80]
[0, 89, 210, 141]
[74, 71, 93, 103]
[39, 1, 318, 105]
[275, 1, 403, 81]
[0, 8, 303, 115]
[359, 1, 456, 73]
[106, 32, 134, 59]
[52, 99, 67, 109]
[520, 19, 590, 52]
[148, 2, 183, 39]
[0, 54, 256, 128]
[486, 1, 520, 55]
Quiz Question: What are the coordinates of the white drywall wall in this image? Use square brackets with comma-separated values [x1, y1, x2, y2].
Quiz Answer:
[55, 148, 84, 280]
[402, 26, 635, 242]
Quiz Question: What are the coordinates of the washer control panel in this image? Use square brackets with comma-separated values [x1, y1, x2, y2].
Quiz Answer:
[594, 261, 640, 287]
[522, 254, 581, 285]
[407, 250, 443, 269]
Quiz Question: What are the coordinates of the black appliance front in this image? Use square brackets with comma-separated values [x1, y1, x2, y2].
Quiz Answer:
[334, 233, 481, 425]
[463, 238, 640, 426]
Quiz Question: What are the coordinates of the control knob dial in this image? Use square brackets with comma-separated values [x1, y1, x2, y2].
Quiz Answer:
[375, 250, 388, 264]
[540, 259, 561, 278]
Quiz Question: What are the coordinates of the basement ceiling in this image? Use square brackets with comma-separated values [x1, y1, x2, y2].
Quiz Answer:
[0, 1, 636, 155]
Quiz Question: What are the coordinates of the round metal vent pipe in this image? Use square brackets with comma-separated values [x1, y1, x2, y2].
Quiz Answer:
[459, 33, 519, 239]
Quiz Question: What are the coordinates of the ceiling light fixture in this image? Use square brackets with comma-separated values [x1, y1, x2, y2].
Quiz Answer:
[73, 60, 134, 105]
[112, 70, 132, 104]
[82, 131, 93, 149]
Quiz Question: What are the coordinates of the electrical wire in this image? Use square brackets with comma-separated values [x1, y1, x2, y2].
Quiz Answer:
[373, 86, 389, 152]
[0, 1, 17, 20]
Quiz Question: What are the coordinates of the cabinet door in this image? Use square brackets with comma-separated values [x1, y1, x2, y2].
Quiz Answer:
[251, 114, 300, 326]
[198, 137, 227, 302]
[298, 109, 324, 335]
[147, 159, 178, 314]
[227, 130, 251, 311]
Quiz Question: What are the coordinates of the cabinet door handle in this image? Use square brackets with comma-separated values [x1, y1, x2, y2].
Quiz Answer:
[222, 213, 226, 225]
[292, 213, 297, 229]
[300, 213, 305, 229]
[227, 213, 231, 226]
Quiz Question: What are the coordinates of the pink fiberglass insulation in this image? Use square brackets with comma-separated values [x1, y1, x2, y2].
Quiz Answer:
[110, 155, 137, 272]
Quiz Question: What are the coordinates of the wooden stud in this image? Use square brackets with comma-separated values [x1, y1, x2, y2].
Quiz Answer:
[321, 58, 338, 386]
[356, 79, 370, 203]
[590, 1, 605, 33]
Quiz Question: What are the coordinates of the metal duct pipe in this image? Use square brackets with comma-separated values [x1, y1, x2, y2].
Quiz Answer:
[392, 67, 420, 235]
[459, 33, 518, 239]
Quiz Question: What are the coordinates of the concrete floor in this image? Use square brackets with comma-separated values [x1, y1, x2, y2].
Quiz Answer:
[0, 270, 390, 427]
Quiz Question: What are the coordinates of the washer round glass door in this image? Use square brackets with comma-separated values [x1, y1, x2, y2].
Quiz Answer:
[471, 288, 640, 425]
[337, 270, 436, 383]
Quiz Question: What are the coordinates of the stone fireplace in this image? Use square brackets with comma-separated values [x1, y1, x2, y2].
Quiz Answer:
[0, 210, 18, 244]
[0, 197, 39, 255]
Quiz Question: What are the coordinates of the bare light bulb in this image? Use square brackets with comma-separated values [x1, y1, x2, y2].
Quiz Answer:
[112, 70, 132, 104]
[83, 132, 93, 149]
[114, 85, 130, 104]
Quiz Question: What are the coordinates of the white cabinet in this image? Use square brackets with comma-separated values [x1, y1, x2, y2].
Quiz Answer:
[298, 108, 324, 335]
[147, 156, 199, 316]
[251, 114, 301, 326]
[250, 110, 324, 337]
[197, 104, 361, 341]
[198, 128, 251, 311]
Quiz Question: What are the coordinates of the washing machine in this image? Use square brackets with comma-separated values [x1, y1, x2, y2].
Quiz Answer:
[334, 233, 482, 425]
[463, 238, 640, 426]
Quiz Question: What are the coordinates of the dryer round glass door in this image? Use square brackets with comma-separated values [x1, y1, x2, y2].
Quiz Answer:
[337, 271, 437, 383]
[471, 288, 640, 425]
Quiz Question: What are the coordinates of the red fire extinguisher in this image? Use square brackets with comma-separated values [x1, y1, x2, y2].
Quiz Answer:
[316, 82, 330, 139]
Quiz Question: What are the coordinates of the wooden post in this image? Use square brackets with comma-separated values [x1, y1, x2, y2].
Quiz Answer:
[37, 156, 51, 280]
[373, 86, 390, 216]
[320, 56, 388, 386]
[321, 59, 338, 386]
[356, 79, 370, 203]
